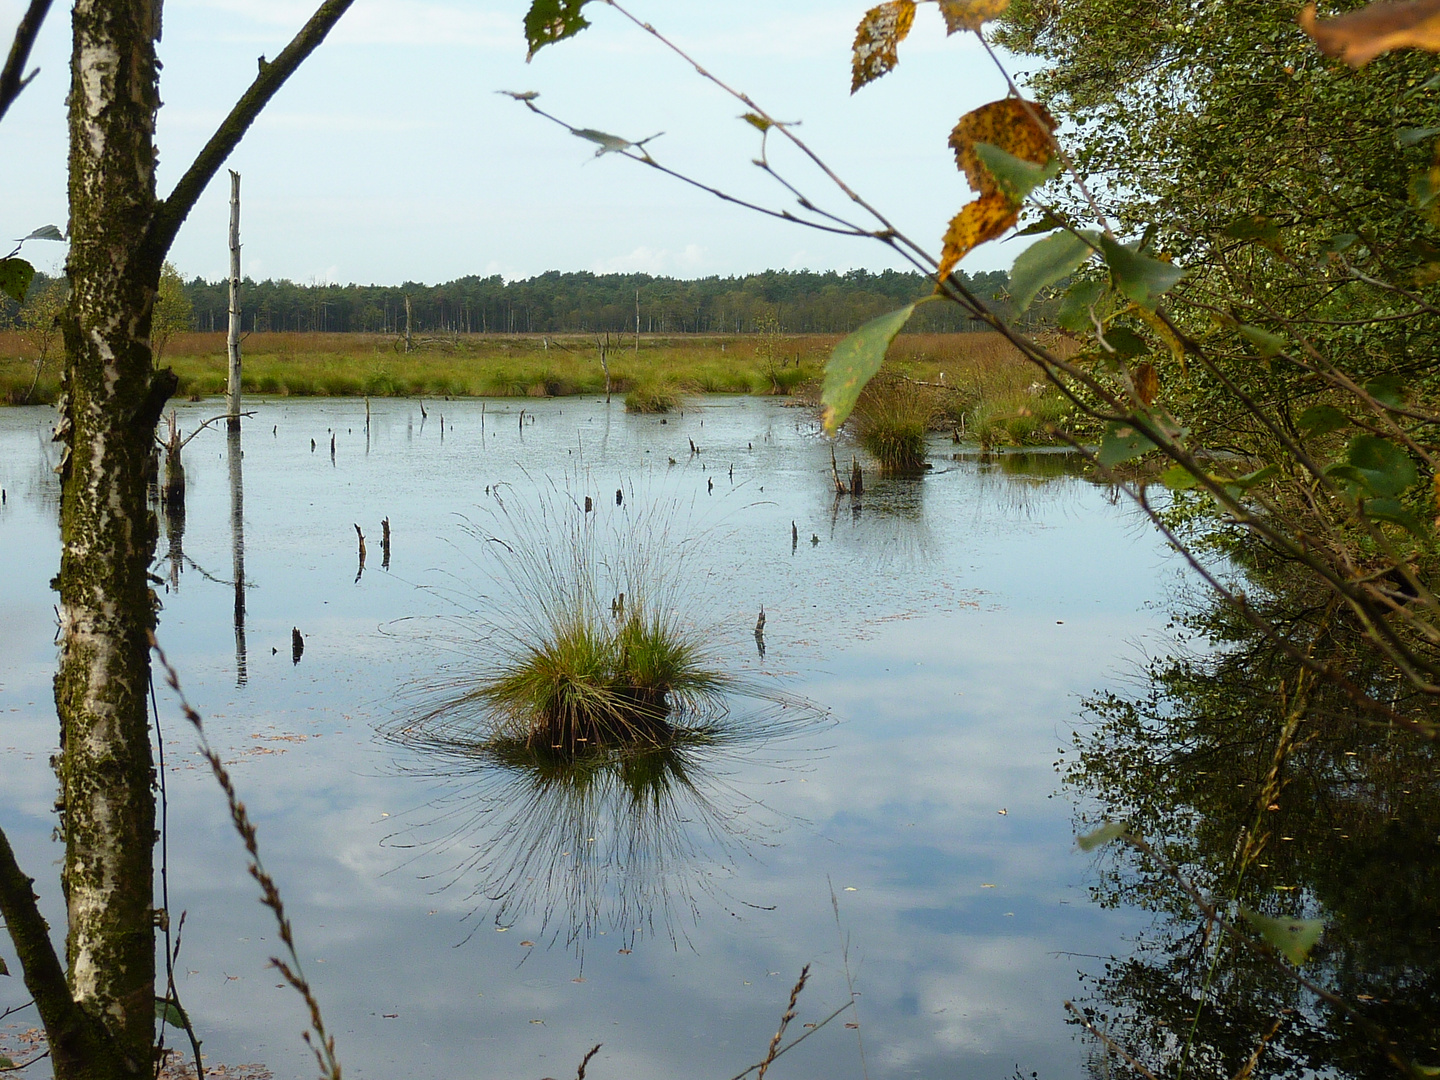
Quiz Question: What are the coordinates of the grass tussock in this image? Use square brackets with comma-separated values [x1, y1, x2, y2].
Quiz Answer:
[479, 606, 727, 751]
[855, 379, 937, 471]
[878, 331, 1080, 447]
[624, 381, 682, 414]
[414, 484, 737, 757]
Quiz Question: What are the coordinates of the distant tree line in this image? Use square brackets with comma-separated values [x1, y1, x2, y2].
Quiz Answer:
[163, 268, 1024, 336]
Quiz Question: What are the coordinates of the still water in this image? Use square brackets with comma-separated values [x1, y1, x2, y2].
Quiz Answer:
[0, 396, 1177, 1080]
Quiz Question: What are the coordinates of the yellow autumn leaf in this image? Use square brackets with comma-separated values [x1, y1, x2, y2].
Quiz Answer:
[938, 0, 1010, 34]
[949, 98, 1057, 196]
[852, 0, 917, 93]
[1300, 0, 1440, 67]
[937, 192, 1018, 282]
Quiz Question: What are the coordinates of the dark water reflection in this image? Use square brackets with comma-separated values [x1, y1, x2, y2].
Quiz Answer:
[1, 398, 1185, 1080]
[1066, 555, 1440, 1078]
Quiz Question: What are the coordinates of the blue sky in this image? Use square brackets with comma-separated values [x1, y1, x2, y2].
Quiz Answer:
[3, 0, 1029, 284]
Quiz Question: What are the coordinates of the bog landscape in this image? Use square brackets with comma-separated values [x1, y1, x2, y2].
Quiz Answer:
[1, 2, 1438, 1080]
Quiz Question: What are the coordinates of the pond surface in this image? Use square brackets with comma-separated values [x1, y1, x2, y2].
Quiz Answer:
[0, 396, 1179, 1080]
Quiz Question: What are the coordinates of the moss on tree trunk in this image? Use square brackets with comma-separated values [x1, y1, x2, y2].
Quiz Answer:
[51, 1, 166, 1075]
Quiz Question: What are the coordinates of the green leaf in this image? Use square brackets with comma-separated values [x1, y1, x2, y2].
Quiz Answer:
[155, 997, 185, 1027]
[1363, 497, 1429, 538]
[1016, 211, 1065, 236]
[1412, 1064, 1440, 1078]
[1237, 324, 1286, 357]
[1297, 404, 1350, 436]
[1228, 463, 1279, 490]
[1097, 420, 1157, 468]
[20, 224, 64, 242]
[1077, 821, 1127, 851]
[1321, 233, 1359, 254]
[1347, 434, 1419, 497]
[821, 300, 934, 434]
[1399, 126, 1440, 145]
[1099, 236, 1183, 310]
[1009, 230, 1095, 312]
[1365, 374, 1407, 408]
[524, 0, 593, 60]
[0, 257, 35, 304]
[1222, 214, 1282, 245]
[1160, 464, 1201, 490]
[1103, 326, 1150, 359]
[1239, 907, 1325, 966]
[0, 1055, 14, 1069]
[1057, 278, 1107, 332]
[972, 142, 1061, 204]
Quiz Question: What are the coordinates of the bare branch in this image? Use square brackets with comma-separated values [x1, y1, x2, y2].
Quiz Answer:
[143, 0, 354, 270]
[0, 826, 111, 1075]
[0, 0, 52, 125]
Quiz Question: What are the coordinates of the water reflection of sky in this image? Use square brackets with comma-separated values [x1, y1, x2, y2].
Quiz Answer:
[0, 397, 1177, 1080]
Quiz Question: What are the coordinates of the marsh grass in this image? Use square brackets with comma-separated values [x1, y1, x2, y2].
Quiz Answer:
[624, 381, 683, 414]
[855, 379, 937, 471]
[1, 327, 1078, 445]
[406, 481, 748, 755]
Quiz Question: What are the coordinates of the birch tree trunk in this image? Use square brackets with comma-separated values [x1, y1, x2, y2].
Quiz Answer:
[53, 0, 166, 1074]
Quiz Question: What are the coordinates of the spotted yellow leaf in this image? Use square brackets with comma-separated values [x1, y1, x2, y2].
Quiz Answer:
[852, 1, 917, 93]
[949, 98, 1056, 197]
[937, 193, 1018, 282]
[938, 0, 1010, 33]
[1300, 0, 1440, 67]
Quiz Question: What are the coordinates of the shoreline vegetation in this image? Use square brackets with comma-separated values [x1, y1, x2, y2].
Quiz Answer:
[0, 329, 1080, 446]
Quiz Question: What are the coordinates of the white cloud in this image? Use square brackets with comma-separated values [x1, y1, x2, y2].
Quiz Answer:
[591, 243, 707, 275]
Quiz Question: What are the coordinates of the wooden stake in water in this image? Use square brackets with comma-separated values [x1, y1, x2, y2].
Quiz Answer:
[381, 517, 391, 569]
[226, 170, 242, 432]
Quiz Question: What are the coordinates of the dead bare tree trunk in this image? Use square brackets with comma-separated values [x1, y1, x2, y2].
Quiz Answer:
[598, 331, 611, 402]
[404, 293, 413, 353]
[226, 169, 242, 431]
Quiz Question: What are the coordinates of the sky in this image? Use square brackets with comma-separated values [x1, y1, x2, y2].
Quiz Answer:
[2, 0, 1033, 285]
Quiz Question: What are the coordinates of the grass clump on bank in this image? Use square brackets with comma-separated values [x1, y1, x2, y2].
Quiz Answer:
[624, 381, 682, 414]
[855, 380, 936, 471]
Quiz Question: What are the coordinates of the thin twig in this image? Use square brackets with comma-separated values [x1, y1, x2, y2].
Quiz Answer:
[829, 878, 869, 1080]
[0, 1048, 49, 1073]
[150, 635, 342, 1080]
